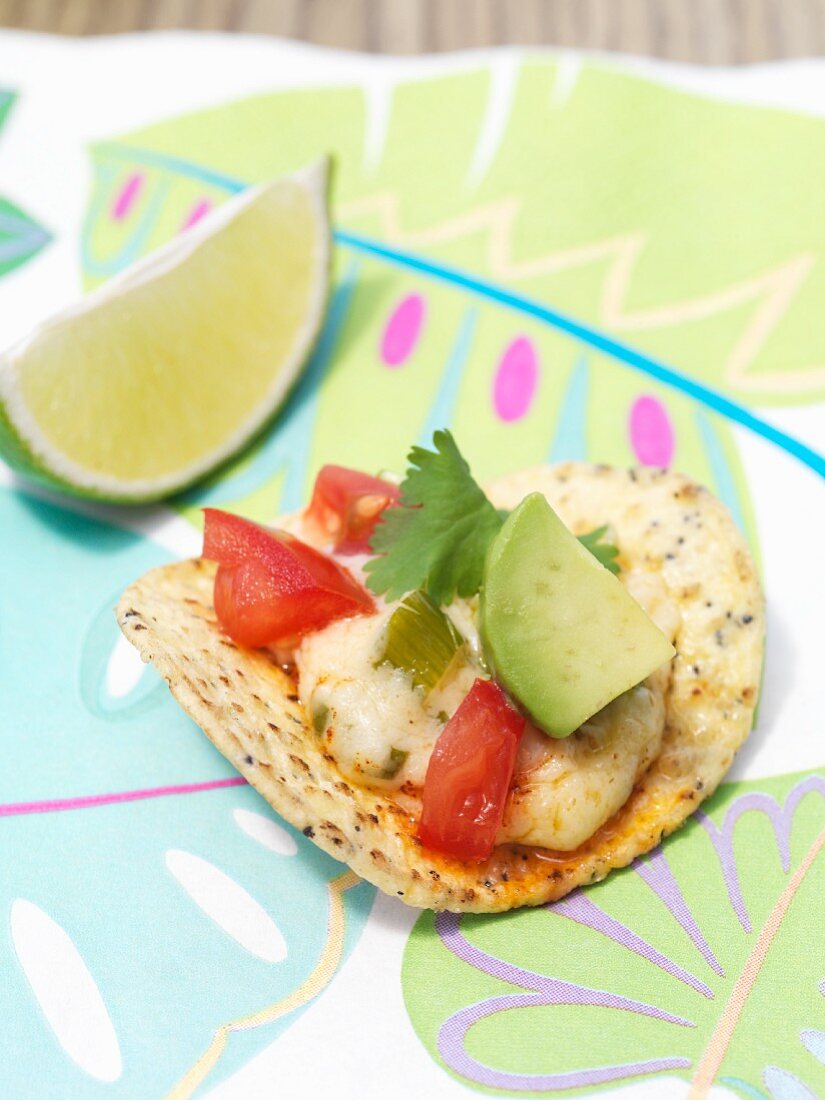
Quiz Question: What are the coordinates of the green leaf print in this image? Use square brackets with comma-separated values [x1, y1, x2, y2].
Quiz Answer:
[84, 60, 825, 406]
[0, 89, 13, 132]
[402, 771, 825, 1097]
[0, 94, 51, 278]
[78, 60, 781, 549]
[0, 196, 51, 279]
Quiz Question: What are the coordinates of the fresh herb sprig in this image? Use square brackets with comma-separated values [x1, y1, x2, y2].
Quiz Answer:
[365, 431, 502, 604]
[365, 431, 620, 603]
[577, 525, 620, 574]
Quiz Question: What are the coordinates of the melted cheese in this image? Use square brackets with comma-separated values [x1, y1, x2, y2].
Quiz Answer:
[295, 600, 481, 789]
[498, 571, 680, 849]
[296, 565, 679, 852]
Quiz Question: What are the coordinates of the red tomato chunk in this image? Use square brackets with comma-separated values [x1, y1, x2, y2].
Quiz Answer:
[306, 465, 400, 554]
[203, 508, 375, 648]
[418, 679, 525, 862]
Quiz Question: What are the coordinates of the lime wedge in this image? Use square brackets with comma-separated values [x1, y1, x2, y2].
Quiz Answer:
[0, 160, 330, 502]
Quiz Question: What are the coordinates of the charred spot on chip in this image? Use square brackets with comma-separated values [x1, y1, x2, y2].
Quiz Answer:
[115, 462, 763, 914]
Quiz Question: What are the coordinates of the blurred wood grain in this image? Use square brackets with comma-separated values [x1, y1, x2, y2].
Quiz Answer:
[3, 0, 824, 63]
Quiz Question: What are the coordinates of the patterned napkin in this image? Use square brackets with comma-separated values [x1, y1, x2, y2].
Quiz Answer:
[1, 31, 823, 1100]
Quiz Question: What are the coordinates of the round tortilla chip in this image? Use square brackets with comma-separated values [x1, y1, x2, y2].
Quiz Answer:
[117, 464, 763, 912]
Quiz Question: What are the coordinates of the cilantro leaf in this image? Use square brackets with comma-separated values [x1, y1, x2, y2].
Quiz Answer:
[578, 526, 621, 574]
[365, 431, 503, 604]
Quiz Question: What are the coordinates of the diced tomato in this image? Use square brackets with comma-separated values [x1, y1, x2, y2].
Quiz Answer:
[203, 508, 375, 648]
[306, 465, 400, 554]
[417, 679, 525, 862]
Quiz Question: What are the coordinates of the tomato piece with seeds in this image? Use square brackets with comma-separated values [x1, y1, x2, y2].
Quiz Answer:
[418, 678, 525, 862]
[203, 508, 374, 648]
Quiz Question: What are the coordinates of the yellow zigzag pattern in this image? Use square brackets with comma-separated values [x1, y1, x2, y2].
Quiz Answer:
[166, 870, 360, 1100]
[339, 193, 825, 396]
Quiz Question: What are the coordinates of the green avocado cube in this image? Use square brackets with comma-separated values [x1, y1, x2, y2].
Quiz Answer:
[479, 492, 675, 737]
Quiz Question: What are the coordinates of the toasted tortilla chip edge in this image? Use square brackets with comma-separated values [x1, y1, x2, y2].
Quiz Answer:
[117, 464, 764, 912]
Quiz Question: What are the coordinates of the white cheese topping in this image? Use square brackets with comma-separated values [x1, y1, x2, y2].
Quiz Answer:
[497, 570, 680, 850]
[295, 562, 679, 852]
[295, 599, 482, 790]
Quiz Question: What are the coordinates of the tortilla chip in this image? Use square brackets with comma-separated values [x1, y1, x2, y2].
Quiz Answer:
[117, 464, 763, 913]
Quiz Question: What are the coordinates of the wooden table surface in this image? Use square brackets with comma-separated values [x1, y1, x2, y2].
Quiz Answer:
[3, 0, 825, 64]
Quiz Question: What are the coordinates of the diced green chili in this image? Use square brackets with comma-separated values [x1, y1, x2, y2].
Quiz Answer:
[312, 704, 330, 735]
[379, 589, 464, 693]
[381, 747, 408, 779]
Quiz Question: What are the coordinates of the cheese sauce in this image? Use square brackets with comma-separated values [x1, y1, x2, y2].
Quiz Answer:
[296, 598, 483, 789]
[295, 555, 679, 851]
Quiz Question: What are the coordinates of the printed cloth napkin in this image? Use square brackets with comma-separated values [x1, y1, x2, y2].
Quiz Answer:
[1, 31, 824, 1100]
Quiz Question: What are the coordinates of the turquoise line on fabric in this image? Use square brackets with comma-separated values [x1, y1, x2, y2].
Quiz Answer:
[335, 230, 825, 480]
[82, 165, 171, 279]
[85, 145, 824, 478]
[719, 1078, 769, 1100]
[0, 209, 51, 265]
[695, 410, 747, 535]
[0, 227, 50, 266]
[548, 354, 589, 462]
[418, 308, 478, 446]
[96, 142, 247, 194]
[179, 260, 360, 511]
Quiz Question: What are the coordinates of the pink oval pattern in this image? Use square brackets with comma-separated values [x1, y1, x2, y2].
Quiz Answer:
[111, 173, 144, 221]
[181, 199, 213, 232]
[629, 395, 675, 467]
[381, 294, 425, 367]
[493, 337, 538, 422]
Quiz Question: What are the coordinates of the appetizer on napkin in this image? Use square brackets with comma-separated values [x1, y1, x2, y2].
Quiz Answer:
[118, 432, 764, 913]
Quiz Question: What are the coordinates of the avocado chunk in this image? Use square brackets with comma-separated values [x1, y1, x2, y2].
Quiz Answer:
[479, 492, 675, 737]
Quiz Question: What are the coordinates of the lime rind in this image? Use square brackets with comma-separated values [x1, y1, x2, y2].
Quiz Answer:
[0, 159, 331, 504]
